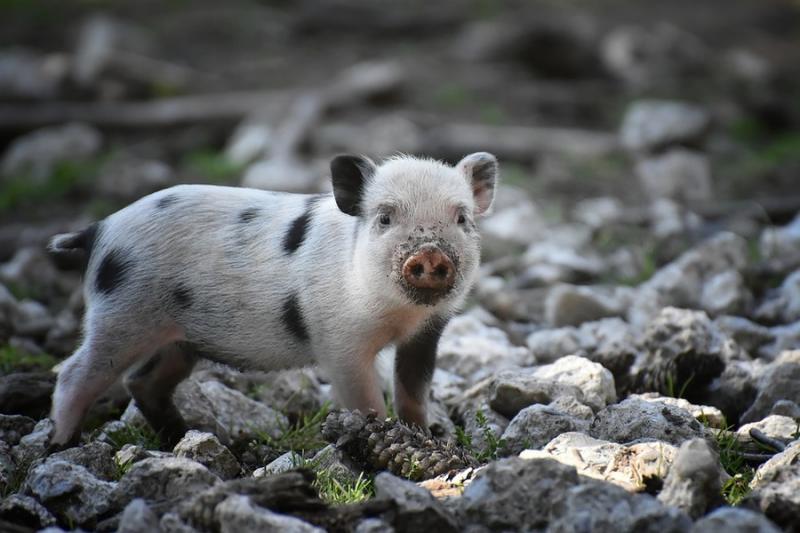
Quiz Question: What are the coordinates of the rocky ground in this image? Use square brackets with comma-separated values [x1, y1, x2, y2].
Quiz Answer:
[1, 1, 800, 532]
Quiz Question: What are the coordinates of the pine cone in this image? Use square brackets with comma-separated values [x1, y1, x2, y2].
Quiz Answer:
[321, 409, 477, 481]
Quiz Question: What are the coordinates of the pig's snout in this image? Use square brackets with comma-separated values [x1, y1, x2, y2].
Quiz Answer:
[402, 245, 456, 291]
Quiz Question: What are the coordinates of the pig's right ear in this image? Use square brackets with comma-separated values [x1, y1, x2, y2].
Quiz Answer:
[331, 154, 376, 217]
[458, 152, 498, 216]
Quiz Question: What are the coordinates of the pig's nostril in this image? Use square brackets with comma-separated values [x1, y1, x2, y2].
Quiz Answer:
[433, 265, 449, 279]
[411, 264, 424, 278]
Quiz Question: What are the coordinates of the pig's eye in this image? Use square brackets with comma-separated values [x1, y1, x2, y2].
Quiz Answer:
[457, 213, 466, 225]
[379, 213, 391, 226]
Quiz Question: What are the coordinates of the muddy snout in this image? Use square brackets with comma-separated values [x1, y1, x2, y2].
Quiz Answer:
[402, 244, 456, 291]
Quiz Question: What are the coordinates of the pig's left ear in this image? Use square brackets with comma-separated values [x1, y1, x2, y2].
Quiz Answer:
[331, 154, 376, 217]
[457, 152, 497, 215]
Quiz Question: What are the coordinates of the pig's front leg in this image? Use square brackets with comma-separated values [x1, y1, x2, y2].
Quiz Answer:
[325, 348, 387, 419]
[394, 316, 448, 428]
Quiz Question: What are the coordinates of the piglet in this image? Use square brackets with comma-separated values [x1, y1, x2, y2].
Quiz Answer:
[47, 153, 497, 448]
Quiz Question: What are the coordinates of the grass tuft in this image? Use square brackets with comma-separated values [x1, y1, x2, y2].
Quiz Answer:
[0, 345, 58, 374]
[254, 403, 331, 454]
[455, 409, 506, 462]
[291, 454, 374, 504]
[711, 419, 755, 506]
[104, 423, 161, 451]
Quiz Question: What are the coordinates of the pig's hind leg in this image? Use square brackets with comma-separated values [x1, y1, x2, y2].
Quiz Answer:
[124, 342, 197, 448]
[50, 310, 184, 449]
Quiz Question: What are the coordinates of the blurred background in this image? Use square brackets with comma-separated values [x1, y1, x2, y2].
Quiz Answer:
[1, 0, 800, 363]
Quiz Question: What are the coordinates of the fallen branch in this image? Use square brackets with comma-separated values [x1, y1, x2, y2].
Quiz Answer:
[0, 91, 292, 130]
[424, 122, 620, 161]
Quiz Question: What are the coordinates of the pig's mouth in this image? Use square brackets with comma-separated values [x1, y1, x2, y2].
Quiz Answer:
[393, 238, 461, 307]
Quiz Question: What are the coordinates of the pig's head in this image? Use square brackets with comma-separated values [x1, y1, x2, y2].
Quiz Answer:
[331, 153, 497, 308]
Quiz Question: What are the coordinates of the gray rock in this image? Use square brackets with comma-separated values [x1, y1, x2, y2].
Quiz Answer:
[633, 393, 726, 429]
[241, 156, 320, 194]
[44, 308, 81, 356]
[160, 511, 200, 533]
[113, 457, 220, 509]
[701, 270, 751, 317]
[620, 99, 711, 153]
[549, 479, 692, 533]
[117, 498, 160, 533]
[715, 316, 775, 355]
[771, 400, 800, 419]
[526, 318, 638, 378]
[704, 361, 759, 423]
[437, 314, 531, 380]
[760, 213, 800, 272]
[649, 198, 703, 239]
[23, 459, 115, 526]
[657, 438, 724, 518]
[0, 48, 68, 100]
[489, 369, 586, 419]
[544, 284, 633, 327]
[216, 494, 323, 533]
[251, 368, 325, 415]
[0, 413, 36, 445]
[171, 378, 288, 447]
[96, 154, 174, 201]
[630, 307, 734, 398]
[690, 507, 782, 533]
[501, 404, 590, 454]
[252, 450, 301, 478]
[374, 472, 458, 532]
[531, 355, 616, 411]
[11, 299, 54, 338]
[755, 269, 800, 324]
[47, 441, 117, 481]
[636, 148, 712, 203]
[760, 321, 800, 360]
[225, 121, 274, 165]
[738, 415, 799, 442]
[0, 494, 57, 529]
[309, 444, 363, 485]
[173, 431, 240, 480]
[740, 359, 800, 424]
[0, 440, 13, 495]
[590, 397, 708, 445]
[458, 457, 581, 530]
[355, 518, 395, 533]
[1, 122, 102, 181]
[520, 432, 677, 492]
[629, 232, 749, 326]
[547, 396, 595, 420]
[480, 196, 545, 248]
[572, 197, 624, 229]
[0, 282, 17, 341]
[12, 417, 53, 465]
[744, 440, 800, 531]
[602, 24, 708, 89]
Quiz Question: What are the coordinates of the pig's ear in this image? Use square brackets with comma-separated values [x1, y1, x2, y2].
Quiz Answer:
[458, 152, 497, 216]
[331, 154, 376, 217]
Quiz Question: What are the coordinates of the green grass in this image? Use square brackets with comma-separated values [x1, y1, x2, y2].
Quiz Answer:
[253, 403, 331, 454]
[0, 158, 101, 214]
[711, 419, 755, 506]
[0, 345, 58, 374]
[291, 454, 374, 504]
[455, 409, 506, 462]
[103, 422, 161, 451]
[181, 150, 244, 184]
[665, 371, 695, 400]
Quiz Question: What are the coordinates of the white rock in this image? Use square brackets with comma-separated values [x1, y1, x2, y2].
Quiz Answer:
[217, 494, 324, 533]
[620, 99, 710, 153]
[520, 431, 677, 491]
[738, 415, 799, 442]
[635, 148, 712, 203]
[531, 355, 616, 410]
[1, 122, 102, 181]
[437, 314, 531, 380]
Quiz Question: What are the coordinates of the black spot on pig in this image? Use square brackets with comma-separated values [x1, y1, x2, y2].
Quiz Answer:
[156, 194, 179, 209]
[283, 196, 324, 253]
[172, 283, 193, 309]
[281, 294, 309, 341]
[96, 249, 133, 294]
[238, 207, 260, 224]
[395, 315, 448, 402]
